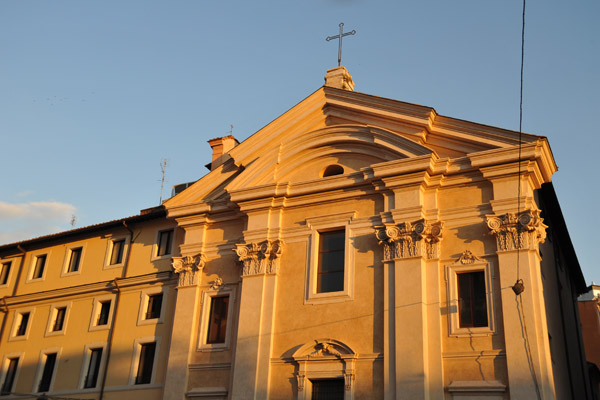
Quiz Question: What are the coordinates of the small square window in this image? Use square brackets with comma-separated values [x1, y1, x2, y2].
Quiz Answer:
[145, 294, 163, 320]
[67, 247, 83, 273]
[1, 356, 20, 395]
[32, 255, 47, 280]
[10, 309, 33, 340]
[89, 297, 115, 331]
[0, 261, 12, 286]
[156, 230, 173, 257]
[46, 303, 71, 336]
[104, 236, 130, 269]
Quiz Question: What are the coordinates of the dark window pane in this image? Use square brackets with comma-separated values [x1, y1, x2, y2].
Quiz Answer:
[110, 240, 125, 265]
[84, 348, 103, 388]
[157, 230, 173, 257]
[135, 342, 156, 385]
[33, 255, 46, 279]
[97, 301, 111, 325]
[317, 230, 345, 293]
[38, 353, 57, 392]
[207, 296, 229, 344]
[52, 307, 66, 331]
[0, 262, 11, 285]
[311, 378, 345, 400]
[68, 248, 82, 272]
[1, 358, 18, 394]
[458, 271, 488, 328]
[16, 312, 29, 336]
[145, 294, 163, 319]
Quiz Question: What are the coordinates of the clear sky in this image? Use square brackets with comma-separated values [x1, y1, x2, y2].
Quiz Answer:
[1, 0, 598, 283]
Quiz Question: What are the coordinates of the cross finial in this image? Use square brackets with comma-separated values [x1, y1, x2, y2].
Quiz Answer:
[326, 22, 356, 67]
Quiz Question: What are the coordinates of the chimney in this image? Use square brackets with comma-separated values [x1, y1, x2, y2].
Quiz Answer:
[207, 135, 239, 171]
[324, 66, 354, 91]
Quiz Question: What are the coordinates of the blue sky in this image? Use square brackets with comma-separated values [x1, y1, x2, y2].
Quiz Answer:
[1, 0, 598, 283]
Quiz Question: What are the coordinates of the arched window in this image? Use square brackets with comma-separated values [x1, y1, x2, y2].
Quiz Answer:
[322, 165, 344, 177]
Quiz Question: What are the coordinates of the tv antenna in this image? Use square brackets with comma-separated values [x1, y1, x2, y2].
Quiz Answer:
[159, 159, 168, 204]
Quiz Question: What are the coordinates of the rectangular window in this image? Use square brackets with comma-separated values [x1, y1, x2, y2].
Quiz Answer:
[311, 378, 345, 400]
[457, 271, 488, 328]
[52, 307, 66, 332]
[16, 313, 30, 336]
[67, 247, 82, 273]
[83, 348, 103, 389]
[37, 353, 57, 392]
[97, 301, 111, 326]
[206, 296, 229, 344]
[109, 239, 125, 265]
[0, 262, 12, 285]
[1, 358, 18, 395]
[156, 230, 173, 257]
[317, 230, 345, 293]
[135, 342, 156, 385]
[145, 294, 163, 320]
[32, 255, 47, 280]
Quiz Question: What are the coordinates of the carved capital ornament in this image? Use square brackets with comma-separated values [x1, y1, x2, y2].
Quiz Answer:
[234, 240, 283, 276]
[171, 253, 206, 287]
[375, 220, 443, 261]
[486, 210, 547, 252]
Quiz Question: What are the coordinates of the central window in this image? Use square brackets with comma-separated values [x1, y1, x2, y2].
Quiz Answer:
[457, 271, 488, 328]
[311, 378, 345, 400]
[317, 230, 345, 293]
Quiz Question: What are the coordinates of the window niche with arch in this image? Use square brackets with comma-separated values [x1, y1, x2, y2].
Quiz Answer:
[292, 339, 357, 400]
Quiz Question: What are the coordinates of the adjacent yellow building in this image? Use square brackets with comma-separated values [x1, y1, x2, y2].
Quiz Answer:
[0, 67, 593, 399]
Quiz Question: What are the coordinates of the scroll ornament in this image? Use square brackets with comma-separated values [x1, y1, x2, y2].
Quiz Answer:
[375, 220, 443, 260]
[234, 240, 283, 276]
[486, 210, 547, 252]
[171, 254, 206, 287]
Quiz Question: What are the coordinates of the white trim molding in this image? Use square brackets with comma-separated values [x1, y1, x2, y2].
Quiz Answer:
[197, 284, 236, 351]
[9, 307, 35, 341]
[61, 243, 86, 277]
[103, 235, 131, 269]
[137, 287, 168, 326]
[128, 336, 161, 386]
[45, 301, 72, 337]
[26, 250, 51, 283]
[89, 295, 116, 331]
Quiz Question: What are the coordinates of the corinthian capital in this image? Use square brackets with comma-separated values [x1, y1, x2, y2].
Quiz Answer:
[171, 253, 206, 287]
[234, 240, 283, 276]
[486, 210, 547, 252]
[375, 220, 443, 261]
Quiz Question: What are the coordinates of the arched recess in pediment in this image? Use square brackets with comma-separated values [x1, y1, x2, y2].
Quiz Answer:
[228, 124, 433, 189]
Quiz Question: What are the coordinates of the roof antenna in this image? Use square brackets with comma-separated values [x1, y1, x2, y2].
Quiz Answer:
[159, 158, 168, 204]
[227, 124, 234, 136]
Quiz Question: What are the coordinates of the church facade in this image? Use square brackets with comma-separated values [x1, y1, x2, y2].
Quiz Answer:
[0, 67, 592, 399]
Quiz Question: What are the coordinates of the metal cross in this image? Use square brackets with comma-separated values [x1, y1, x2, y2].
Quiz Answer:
[326, 23, 356, 67]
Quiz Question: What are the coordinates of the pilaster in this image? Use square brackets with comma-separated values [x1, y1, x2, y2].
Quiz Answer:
[163, 253, 206, 400]
[230, 240, 283, 400]
[375, 220, 443, 400]
[486, 210, 555, 400]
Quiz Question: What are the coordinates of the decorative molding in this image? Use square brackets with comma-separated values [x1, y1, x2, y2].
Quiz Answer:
[375, 219, 443, 261]
[234, 240, 283, 276]
[171, 254, 206, 287]
[456, 250, 483, 265]
[297, 373, 305, 392]
[209, 277, 224, 290]
[309, 341, 343, 358]
[344, 371, 355, 390]
[486, 210, 547, 252]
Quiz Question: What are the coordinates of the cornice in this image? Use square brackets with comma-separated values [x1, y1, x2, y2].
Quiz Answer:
[3, 272, 175, 307]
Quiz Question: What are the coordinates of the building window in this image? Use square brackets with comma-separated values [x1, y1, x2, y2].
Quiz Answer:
[199, 287, 235, 351]
[0, 357, 19, 395]
[321, 164, 344, 177]
[0, 261, 12, 286]
[15, 312, 30, 336]
[52, 307, 66, 332]
[145, 294, 163, 320]
[137, 289, 167, 326]
[32, 255, 47, 280]
[67, 247, 82, 273]
[89, 296, 114, 331]
[156, 230, 173, 257]
[317, 230, 345, 293]
[305, 212, 356, 304]
[457, 271, 488, 328]
[135, 342, 156, 385]
[104, 236, 130, 268]
[311, 378, 345, 399]
[207, 296, 229, 344]
[97, 301, 111, 325]
[83, 348, 103, 389]
[110, 239, 125, 265]
[37, 352, 57, 393]
[446, 253, 495, 336]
